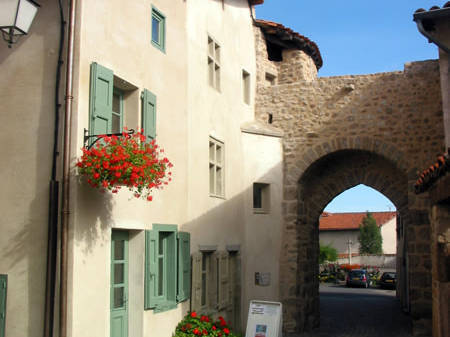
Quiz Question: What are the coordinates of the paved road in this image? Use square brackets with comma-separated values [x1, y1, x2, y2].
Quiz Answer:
[287, 283, 413, 337]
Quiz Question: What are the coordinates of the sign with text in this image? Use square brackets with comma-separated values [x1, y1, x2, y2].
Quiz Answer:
[245, 300, 282, 337]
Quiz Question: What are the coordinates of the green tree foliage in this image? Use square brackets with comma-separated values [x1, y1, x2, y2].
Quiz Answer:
[358, 212, 383, 254]
[319, 243, 338, 264]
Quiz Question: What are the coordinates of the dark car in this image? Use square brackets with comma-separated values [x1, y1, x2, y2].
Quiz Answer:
[379, 272, 396, 289]
[346, 269, 370, 288]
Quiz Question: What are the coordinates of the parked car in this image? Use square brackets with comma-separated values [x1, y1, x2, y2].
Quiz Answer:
[379, 272, 396, 289]
[346, 269, 371, 288]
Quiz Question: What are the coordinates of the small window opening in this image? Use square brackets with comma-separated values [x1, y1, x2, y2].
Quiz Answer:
[253, 183, 270, 213]
[268, 113, 273, 124]
[267, 42, 283, 62]
[265, 72, 276, 86]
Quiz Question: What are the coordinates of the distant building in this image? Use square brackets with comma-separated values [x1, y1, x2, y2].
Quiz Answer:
[319, 212, 397, 257]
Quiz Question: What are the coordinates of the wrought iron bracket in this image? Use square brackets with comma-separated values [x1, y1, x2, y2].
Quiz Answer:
[83, 128, 135, 150]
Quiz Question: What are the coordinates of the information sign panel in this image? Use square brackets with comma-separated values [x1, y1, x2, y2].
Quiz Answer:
[245, 300, 282, 337]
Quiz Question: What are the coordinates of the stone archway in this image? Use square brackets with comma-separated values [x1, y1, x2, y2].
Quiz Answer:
[279, 142, 432, 335]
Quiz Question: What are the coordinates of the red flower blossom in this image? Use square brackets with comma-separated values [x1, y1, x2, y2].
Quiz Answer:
[193, 328, 199, 335]
[76, 128, 173, 201]
[190, 311, 197, 318]
[223, 328, 230, 335]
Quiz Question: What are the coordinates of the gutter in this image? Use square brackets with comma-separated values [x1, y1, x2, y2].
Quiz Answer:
[413, 9, 450, 54]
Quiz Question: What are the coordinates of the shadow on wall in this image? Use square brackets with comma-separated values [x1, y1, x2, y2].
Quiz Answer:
[74, 178, 114, 255]
[0, 2, 65, 335]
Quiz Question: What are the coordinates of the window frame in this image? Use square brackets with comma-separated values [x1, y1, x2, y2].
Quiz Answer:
[207, 35, 221, 91]
[151, 6, 166, 53]
[209, 136, 225, 198]
[253, 182, 271, 214]
[242, 69, 251, 105]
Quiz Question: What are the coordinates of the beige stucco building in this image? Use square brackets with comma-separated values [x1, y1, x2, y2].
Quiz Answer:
[0, 1, 282, 337]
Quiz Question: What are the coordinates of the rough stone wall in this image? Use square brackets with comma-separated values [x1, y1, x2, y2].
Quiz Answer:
[278, 49, 317, 84]
[254, 27, 279, 87]
[254, 26, 445, 336]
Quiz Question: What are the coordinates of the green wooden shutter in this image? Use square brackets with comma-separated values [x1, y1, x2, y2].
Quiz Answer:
[89, 62, 114, 140]
[190, 252, 202, 311]
[145, 230, 158, 309]
[141, 89, 157, 139]
[218, 251, 229, 310]
[177, 232, 191, 303]
[0, 275, 7, 337]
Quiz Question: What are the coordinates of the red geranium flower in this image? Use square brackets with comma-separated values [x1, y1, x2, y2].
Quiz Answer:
[76, 128, 173, 202]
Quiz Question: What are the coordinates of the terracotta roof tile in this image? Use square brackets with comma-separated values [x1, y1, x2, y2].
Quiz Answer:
[250, 0, 264, 5]
[414, 149, 450, 194]
[255, 19, 323, 70]
[319, 212, 396, 231]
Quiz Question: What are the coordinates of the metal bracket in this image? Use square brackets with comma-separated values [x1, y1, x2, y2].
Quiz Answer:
[83, 128, 135, 150]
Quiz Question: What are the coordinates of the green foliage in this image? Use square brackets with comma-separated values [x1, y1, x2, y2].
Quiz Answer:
[173, 312, 240, 337]
[358, 212, 383, 254]
[319, 243, 338, 264]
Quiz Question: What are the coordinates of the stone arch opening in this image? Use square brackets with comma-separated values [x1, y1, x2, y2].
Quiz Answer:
[282, 149, 411, 332]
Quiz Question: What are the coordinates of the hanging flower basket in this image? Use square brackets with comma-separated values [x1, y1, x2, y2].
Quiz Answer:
[76, 128, 173, 201]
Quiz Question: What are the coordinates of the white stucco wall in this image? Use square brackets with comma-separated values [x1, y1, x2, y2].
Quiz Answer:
[381, 217, 397, 254]
[241, 131, 283, 323]
[319, 230, 360, 256]
[0, 1, 61, 336]
[69, 1, 189, 337]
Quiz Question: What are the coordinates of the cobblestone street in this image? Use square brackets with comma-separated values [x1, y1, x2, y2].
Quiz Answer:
[286, 284, 413, 337]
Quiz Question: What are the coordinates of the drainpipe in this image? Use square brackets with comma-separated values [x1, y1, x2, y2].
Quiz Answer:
[60, 0, 76, 336]
[43, 1, 65, 336]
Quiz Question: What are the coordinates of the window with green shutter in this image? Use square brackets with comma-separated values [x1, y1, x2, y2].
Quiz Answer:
[145, 225, 190, 313]
[141, 89, 157, 140]
[89, 63, 115, 140]
[0, 275, 7, 337]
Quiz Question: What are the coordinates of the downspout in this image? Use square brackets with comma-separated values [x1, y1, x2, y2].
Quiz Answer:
[43, 1, 65, 336]
[60, 0, 76, 336]
[247, 0, 256, 22]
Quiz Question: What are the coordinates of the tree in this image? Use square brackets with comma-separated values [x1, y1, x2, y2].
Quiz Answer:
[319, 243, 338, 264]
[358, 212, 383, 254]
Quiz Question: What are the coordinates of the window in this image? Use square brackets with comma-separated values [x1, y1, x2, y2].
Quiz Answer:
[208, 36, 221, 91]
[145, 225, 190, 312]
[112, 89, 123, 134]
[242, 70, 250, 104]
[151, 7, 165, 52]
[209, 137, 224, 197]
[191, 250, 230, 314]
[89, 62, 138, 142]
[141, 89, 157, 139]
[0, 275, 6, 337]
[253, 183, 270, 213]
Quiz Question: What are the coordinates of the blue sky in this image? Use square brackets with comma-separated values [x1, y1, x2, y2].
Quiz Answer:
[255, 1, 437, 211]
[324, 185, 396, 213]
[255, 0, 439, 77]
